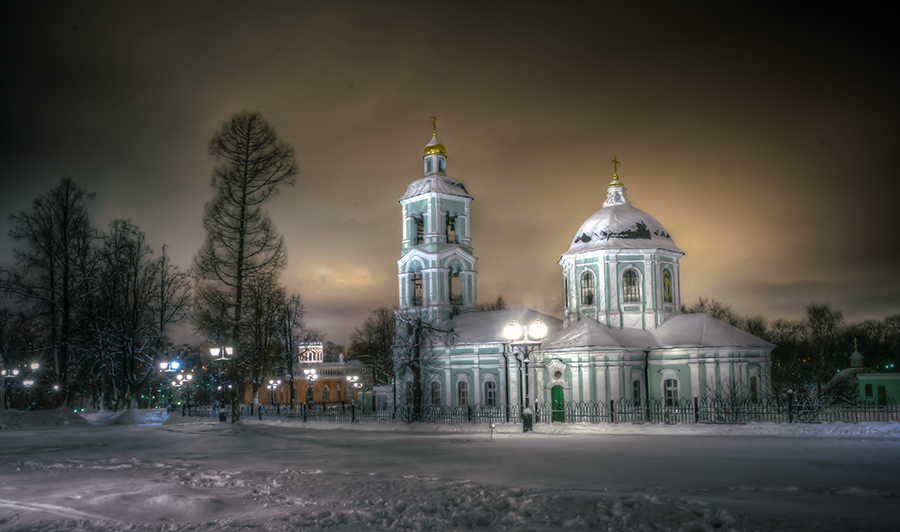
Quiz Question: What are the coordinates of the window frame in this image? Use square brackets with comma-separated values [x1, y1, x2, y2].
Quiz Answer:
[622, 268, 641, 303]
[580, 269, 595, 306]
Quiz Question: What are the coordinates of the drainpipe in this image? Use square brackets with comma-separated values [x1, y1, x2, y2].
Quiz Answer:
[643, 349, 651, 420]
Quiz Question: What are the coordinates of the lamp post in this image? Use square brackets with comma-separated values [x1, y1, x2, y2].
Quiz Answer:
[209, 345, 232, 413]
[304, 368, 318, 404]
[503, 318, 548, 433]
[267, 379, 282, 413]
[2, 368, 20, 410]
[346, 375, 362, 402]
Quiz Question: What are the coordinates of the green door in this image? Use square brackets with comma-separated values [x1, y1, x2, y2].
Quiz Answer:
[551, 385, 565, 422]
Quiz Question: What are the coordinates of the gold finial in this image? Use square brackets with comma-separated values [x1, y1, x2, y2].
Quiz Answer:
[430, 115, 438, 136]
[611, 155, 620, 176]
[853, 337, 858, 352]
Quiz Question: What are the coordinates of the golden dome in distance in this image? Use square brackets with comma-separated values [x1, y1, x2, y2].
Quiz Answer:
[424, 115, 445, 155]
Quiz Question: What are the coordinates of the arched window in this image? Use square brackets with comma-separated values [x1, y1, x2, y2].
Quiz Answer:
[322, 385, 330, 402]
[664, 378, 679, 408]
[413, 273, 423, 306]
[446, 215, 457, 244]
[449, 269, 462, 305]
[457, 380, 469, 406]
[580, 270, 595, 305]
[622, 269, 640, 302]
[663, 269, 673, 303]
[430, 381, 442, 406]
[484, 380, 497, 406]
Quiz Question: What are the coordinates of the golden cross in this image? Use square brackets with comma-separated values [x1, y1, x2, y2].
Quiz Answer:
[430, 116, 438, 136]
[853, 337, 858, 351]
[611, 155, 620, 175]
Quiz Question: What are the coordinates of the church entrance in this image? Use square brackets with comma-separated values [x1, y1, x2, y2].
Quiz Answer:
[551, 386, 565, 422]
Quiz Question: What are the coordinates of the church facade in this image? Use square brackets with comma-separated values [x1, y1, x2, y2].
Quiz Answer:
[394, 128, 773, 415]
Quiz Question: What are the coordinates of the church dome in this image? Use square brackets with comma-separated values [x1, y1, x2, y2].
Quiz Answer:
[563, 174, 683, 256]
[424, 135, 446, 156]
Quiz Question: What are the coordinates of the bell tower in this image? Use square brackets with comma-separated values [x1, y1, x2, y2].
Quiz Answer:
[397, 119, 478, 322]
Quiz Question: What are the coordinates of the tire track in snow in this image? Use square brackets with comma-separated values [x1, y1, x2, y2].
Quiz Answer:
[0, 498, 115, 522]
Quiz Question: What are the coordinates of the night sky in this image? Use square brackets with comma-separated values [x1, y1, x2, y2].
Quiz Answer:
[1, 2, 897, 346]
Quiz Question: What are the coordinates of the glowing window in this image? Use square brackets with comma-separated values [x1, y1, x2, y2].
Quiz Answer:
[623, 269, 640, 302]
[580, 270, 595, 305]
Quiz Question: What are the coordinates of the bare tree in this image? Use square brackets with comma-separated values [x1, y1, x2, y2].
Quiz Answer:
[393, 311, 455, 421]
[349, 308, 396, 387]
[192, 112, 297, 421]
[0, 177, 98, 406]
[277, 290, 315, 408]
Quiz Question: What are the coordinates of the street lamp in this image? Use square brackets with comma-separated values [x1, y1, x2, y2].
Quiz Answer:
[209, 345, 233, 410]
[503, 318, 548, 433]
[2, 368, 20, 410]
[304, 368, 318, 404]
[267, 379, 282, 412]
[158, 360, 180, 372]
[346, 375, 362, 402]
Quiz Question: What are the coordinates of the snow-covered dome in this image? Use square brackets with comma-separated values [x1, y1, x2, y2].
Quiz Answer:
[563, 174, 682, 255]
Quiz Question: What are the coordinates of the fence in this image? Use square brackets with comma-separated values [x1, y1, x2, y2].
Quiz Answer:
[182, 395, 899, 426]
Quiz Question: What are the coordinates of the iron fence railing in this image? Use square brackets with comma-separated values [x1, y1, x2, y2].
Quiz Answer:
[181, 395, 899, 426]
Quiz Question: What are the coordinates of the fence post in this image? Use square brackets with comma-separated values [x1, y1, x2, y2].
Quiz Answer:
[351, 403, 356, 423]
[302, 403, 307, 422]
[610, 399, 615, 424]
[693, 396, 699, 424]
[788, 391, 794, 424]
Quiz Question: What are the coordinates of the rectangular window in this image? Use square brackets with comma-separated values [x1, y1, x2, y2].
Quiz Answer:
[416, 219, 424, 245]
[431, 381, 441, 406]
[865, 383, 873, 397]
[632, 380, 642, 406]
[750, 376, 758, 404]
[484, 381, 497, 406]
[457, 381, 469, 406]
[664, 378, 678, 408]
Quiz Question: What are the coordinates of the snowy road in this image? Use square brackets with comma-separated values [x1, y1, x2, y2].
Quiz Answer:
[0, 415, 898, 531]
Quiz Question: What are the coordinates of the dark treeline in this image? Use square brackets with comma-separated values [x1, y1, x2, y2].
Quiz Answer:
[682, 298, 899, 400]
[0, 113, 317, 412]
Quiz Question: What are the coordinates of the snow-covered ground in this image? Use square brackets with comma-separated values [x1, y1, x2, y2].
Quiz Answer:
[1, 409, 898, 531]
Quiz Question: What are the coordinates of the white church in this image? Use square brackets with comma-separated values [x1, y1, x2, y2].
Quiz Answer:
[395, 127, 774, 418]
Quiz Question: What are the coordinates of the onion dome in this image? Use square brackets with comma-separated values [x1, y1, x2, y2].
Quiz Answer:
[563, 171, 682, 256]
[424, 135, 446, 156]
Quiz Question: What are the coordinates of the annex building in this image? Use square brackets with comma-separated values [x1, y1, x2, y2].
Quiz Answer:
[394, 128, 774, 415]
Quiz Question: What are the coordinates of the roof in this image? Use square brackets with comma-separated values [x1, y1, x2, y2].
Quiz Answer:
[448, 309, 562, 344]
[400, 175, 471, 201]
[652, 313, 775, 349]
[561, 176, 682, 257]
[543, 313, 774, 351]
[542, 318, 652, 350]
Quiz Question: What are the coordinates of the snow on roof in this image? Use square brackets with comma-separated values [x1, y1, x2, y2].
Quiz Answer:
[542, 318, 652, 350]
[400, 175, 471, 201]
[541, 314, 774, 351]
[652, 313, 775, 349]
[563, 202, 683, 256]
[449, 309, 563, 344]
